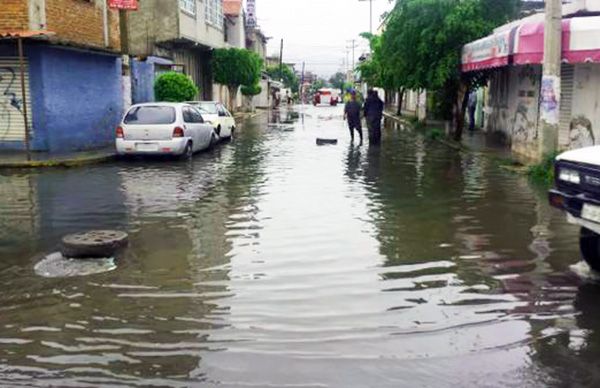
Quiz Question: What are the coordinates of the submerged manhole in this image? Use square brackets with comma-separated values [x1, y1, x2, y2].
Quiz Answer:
[34, 252, 117, 278]
[34, 230, 128, 278]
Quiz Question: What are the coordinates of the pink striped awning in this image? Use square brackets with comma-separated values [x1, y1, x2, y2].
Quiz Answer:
[462, 16, 600, 72]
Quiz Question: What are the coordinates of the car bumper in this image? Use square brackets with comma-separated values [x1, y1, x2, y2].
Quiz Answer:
[549, 189, 600, 234]
[116, 138, 188, 156]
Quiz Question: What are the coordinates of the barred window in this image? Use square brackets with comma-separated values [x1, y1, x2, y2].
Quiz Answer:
[205, 0, 224, 29]
[180, 0, 196, 16]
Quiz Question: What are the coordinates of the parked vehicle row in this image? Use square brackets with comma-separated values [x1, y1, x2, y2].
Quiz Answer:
[115, 102, 236, 158]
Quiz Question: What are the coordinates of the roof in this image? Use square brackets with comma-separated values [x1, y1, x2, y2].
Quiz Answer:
[0, 30, 55, 39]
[223, 0, 243, 16]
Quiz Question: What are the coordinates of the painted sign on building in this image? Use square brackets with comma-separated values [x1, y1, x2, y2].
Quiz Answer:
[108, 0, 138, 10]
[462, 29, 512, 72]
[246, 0, 256, 28]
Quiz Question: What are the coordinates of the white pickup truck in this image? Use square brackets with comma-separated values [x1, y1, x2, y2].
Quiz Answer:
[550, 146, 600, 271]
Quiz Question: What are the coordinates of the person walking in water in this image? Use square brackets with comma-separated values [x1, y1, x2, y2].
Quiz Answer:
[344, 91, 363, 144]
[364, 89, 384, 144]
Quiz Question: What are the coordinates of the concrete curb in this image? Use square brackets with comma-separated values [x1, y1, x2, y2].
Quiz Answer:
[0, 153, 116, 169]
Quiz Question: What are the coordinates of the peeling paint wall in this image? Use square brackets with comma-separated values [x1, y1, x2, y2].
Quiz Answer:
[485, 65, 541, 160]
[567, 63, 600, 149]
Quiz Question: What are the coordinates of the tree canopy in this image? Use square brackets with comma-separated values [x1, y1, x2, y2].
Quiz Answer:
[212, 48, 263, 109]
[266, 64, 299, 93]
[377, 0, 519, 136]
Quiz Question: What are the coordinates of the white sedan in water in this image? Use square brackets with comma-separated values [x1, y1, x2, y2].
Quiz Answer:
[187, 101, 236, 139]
[116, 103, 217, 157]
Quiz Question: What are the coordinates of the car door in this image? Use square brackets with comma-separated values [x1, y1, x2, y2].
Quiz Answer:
[182, 107, 202, 152]
[223, 107, 235, 132]
[191, 107, 214, 150]
[217, 104, 231, 137]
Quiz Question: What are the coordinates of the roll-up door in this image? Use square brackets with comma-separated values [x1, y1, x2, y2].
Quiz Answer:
[0, 58, 32, 142]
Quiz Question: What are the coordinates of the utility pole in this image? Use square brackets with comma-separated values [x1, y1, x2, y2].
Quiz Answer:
[358, 0, 375, 35]
[347, 40, 358, 82]
[279, 39, 284, 82]
[538, 0, 562, 159]
[300, 61, 305, 104]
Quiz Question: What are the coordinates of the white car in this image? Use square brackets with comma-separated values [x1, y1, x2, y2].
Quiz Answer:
[187, 101, 236, 139]
[550, 146, 600, 271]
[116, 103, 217, 157]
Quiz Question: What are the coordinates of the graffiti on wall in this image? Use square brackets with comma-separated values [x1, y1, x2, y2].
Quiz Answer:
[0, 67, 24, 139]
[569, 116, 595, 149]
[512, 89, 538, 145]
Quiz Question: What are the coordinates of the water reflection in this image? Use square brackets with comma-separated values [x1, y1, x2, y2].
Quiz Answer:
[0, 105, 596, 386]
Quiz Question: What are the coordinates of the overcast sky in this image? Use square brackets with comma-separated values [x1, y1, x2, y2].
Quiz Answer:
[252, 0, 394, 78]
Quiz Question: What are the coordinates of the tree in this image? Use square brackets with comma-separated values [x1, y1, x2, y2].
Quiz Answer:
[154, 72, 199, 102]
[240, 84, 262, 112]
[329, 72, 346, 93]
[381, 0, 519, 138]
[266, 64, 299, 93]
[212, 48, 263, 111]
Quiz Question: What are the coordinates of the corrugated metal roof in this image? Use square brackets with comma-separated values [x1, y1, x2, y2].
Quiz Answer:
[0, 30, 55, 39]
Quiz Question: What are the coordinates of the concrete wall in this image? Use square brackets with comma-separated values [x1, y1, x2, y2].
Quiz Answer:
[485, 65, 541, 160]
[127, 0, 179, 57]
[225, 14, 245, 48]
[131, 58, 155, 104]
[29, 45, 122, 152]
[568, 63, 600, 149]
[179, 2, 225, 49]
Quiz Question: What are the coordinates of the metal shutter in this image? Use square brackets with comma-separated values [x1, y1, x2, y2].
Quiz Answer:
[0, 58, 32, 142]
[558, 63, 574, 148]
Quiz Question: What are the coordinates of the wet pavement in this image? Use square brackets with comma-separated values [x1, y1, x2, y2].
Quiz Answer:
[0, 105, 598, 387]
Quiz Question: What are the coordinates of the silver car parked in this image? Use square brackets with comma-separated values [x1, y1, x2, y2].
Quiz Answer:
[116, 103, 217, 157]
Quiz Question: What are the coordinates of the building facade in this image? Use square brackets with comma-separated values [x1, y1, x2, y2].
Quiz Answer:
[126, 0, 226, 103]
[0, 0, 123, 152]
[462, 1, 600, 160]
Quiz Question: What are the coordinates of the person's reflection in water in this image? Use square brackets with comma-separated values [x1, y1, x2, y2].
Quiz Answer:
[345, 144, 363, 182]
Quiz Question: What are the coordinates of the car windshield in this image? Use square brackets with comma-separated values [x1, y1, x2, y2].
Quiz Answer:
[196, 103, 218, 115]
[124, 106, 176, 125]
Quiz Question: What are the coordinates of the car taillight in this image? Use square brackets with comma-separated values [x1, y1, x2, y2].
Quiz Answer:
[173, 127, 185, 138]
[116, 126, 124, 138]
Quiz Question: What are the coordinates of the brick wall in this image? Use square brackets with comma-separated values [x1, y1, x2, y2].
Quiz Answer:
[0, 0, 29, 32]
[46, 0, 121, 51]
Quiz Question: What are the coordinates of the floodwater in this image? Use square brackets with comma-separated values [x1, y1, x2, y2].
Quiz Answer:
[0, 105, 598, 387]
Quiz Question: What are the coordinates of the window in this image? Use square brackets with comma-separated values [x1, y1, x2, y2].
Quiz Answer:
[197, 102, 218, 114]
[205, 0, 224, 29]
[183, 107, 205, 123]
[180, 0, 196, 16]
[124, 106, 176, 125]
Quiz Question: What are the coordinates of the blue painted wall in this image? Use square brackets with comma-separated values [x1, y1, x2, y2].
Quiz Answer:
[131, 58, 155, 104]
[0, 43, 123, 152]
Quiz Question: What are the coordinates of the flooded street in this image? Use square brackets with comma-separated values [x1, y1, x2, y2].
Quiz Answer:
[0, 105, 598, 387]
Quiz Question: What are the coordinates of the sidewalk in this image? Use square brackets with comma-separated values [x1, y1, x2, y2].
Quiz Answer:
[0, 148, 115, 169]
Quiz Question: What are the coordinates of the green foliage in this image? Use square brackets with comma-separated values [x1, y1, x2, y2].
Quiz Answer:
[309, 78, 326, 95]
[212, 48, 263, 89]
[380, 0, 519, 120]
[426, 127, 444, 140]
[241, 84, 262, 96]
[528, 152, 559, 185]
[266, 64, 299, 93]
[154, 72, 199, 102]
[329, 72, 346, 92]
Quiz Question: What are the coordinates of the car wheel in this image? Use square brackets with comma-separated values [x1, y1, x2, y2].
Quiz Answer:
[181, 142, 193, 159]
[216, 125, 221, 136]
[230, 126, 235, 140]
[580, 227, 600, 271]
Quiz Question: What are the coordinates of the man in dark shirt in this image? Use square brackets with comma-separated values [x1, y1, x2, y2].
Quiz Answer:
[344, 92, 363, 144]
[364, 89, 384, 144]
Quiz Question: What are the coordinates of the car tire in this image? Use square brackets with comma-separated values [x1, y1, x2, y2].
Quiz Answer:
[580, 227, 600, 271]
[182, 142, 193, 159]
[229, 126, 235, 140]
[216, 125, 221, 136]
